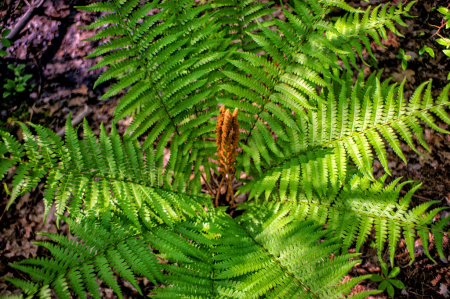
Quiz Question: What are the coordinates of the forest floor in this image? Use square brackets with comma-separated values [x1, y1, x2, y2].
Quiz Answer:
[1, 0, 450, 298]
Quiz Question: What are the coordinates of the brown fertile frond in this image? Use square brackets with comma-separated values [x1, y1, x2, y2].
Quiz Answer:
[215, 106, 240, 207]
[221, 109, 233, 155]
[228, 108, 240, 171]
[216, 105, 226, 150]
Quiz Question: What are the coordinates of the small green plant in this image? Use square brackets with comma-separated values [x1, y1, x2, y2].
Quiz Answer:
[370, 263, 406, 298]
[436, 37, 450, 57]
[436, 6, 450, 27]
[396, 49, 411, 70]
[3, 64, 34, 98]
[0, 26, 11, 57]
[432, 6, 450, 80]
[434, 7, 450, 58]
[418, 45, 435, 58]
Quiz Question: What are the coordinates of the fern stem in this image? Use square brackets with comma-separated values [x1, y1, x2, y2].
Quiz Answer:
[201, 171, 216, 198]
[215, 177, 225, 207]
[211, 258, 216, 298]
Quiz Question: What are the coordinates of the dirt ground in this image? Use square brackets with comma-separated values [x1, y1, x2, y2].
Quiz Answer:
[1, 0, 450, 298]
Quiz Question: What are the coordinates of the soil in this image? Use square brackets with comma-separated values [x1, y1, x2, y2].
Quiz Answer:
[1, 0, 450, 298]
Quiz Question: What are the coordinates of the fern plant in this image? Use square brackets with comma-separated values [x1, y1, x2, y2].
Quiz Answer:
[1, 0, 450, 298]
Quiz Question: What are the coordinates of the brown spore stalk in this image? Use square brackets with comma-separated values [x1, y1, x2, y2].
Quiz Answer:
[215, 106, 240, 207]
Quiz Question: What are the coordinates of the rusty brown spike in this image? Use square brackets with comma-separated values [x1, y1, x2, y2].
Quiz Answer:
[216, 106, 226, 150]
[231, 108, 239, 150]
[215, 106, 240, 207]
[221, 109, 233, 158]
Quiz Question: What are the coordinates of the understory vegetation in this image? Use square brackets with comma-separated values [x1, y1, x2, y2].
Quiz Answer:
[1, 0, 450, 298]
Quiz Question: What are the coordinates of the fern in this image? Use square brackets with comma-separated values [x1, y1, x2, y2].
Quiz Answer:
[237, 74, 450, 201]
[1, 119, 449, 298]
[6, 213, 164, 299]
[1, 0, 450, 298]
[73, 0, 419, 193]
[241, 174, 449, 265]
[0, 119, 209, 226]
[5, 194, 381, 299]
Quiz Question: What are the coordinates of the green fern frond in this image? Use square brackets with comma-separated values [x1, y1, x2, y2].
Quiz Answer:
[156, 201, 369, 298]
[3, 1, 448, 298]
[241, 174, 449, 265]
[220, 1, 416, 179]
[0, 120, 210, 223]
[7, 213, 160, 299]
[0, 295, 24, 299]
[74, 2, 116, 13]
[7, 196, 374, 299]
[75, 0, 236, 168]
[72, 0, 420, 202]
[237, 74, 450, 201]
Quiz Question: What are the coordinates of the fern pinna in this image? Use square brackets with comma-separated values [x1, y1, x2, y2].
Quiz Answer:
[1, 0, 450, 298]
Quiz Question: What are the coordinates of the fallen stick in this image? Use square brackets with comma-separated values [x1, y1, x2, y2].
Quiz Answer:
[0, 0, 45, 50]
[56, 105, 92, 137]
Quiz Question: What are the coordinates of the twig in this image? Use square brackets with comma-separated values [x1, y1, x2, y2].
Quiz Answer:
[14, 268, 30, 281]
[211, 171, 220, 189]
[0, 206, 7, 222]
[31, 51, 42, 99]
[0, 0, 45, 50]
[29, 103, 35, 121]
[14, 0, 22, 11]
[232, 181, 243, 189]
[429, 3, 450, 39]
[200, 172, 215, 198]
[215, 177, 225, 207]
[430, 24, 447, 39]
[400, 189, 433, 202]
[56, 105, 92, 137]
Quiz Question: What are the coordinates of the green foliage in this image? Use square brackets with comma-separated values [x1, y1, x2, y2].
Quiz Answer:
[435, 7, 450, 61]
[0, 295, 24, 299]
[238, 76, 450, 203]
[436, 7, 450, 30]
[0, 26, 11, 57]
[3, 64, 34, 98]
[436, 36, 450, 57]
[418, 45, 434, 58]
[6, 214, 165, 299]
[0, 117, 208, 226]
[2, 194, 381, 299]
[434, 7, 450, 80]
[1, 0, 450, 298]
[395, 49, 411, 70]
[370, 264, 405, 298]
[241, 174, 449, 266]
